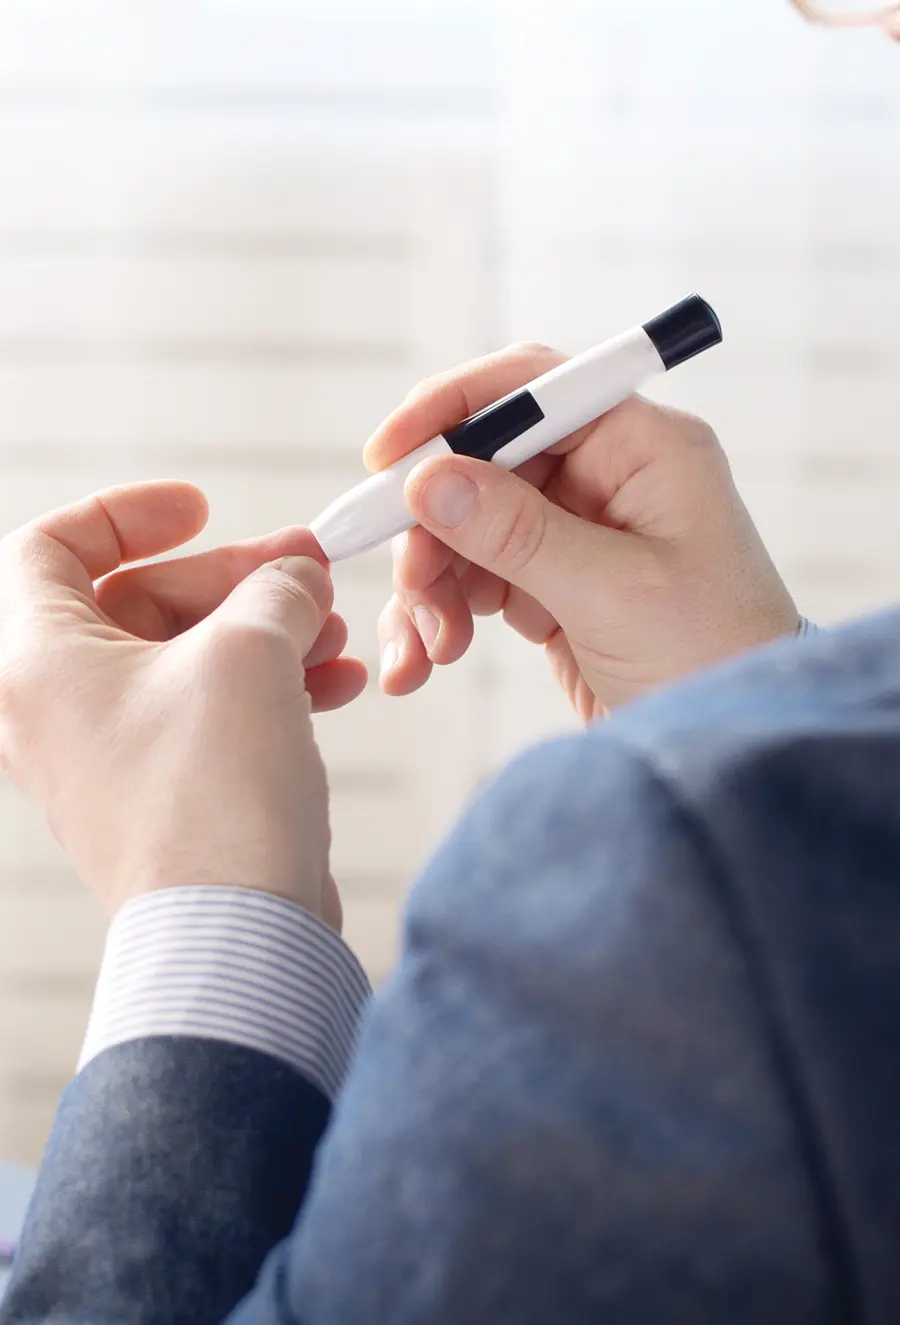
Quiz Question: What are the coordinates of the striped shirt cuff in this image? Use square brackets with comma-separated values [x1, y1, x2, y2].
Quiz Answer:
[798, 617, 818, 637]
[79, 887, 373, 1100]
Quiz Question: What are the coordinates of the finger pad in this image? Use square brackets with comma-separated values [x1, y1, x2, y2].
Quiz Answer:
[307, 658, 368, 712]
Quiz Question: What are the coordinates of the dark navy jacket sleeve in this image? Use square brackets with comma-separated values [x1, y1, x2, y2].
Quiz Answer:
[7, 610, 900, 1323]
[0, 1039, 330, 1325]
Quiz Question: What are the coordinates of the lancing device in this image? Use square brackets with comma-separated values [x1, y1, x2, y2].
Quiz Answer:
[310, 293, 722, 563]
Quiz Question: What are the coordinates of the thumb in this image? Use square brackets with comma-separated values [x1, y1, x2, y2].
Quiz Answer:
[207, 555, 333, 659]
[404, 456, 620, 616]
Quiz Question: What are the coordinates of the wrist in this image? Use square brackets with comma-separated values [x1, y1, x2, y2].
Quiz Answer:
[80, 885, 370, 1096]
[93, 833, 338, 930]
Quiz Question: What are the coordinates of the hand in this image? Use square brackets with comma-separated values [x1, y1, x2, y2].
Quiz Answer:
[0, 482, 367, 926]
[367, 343, 800, 719]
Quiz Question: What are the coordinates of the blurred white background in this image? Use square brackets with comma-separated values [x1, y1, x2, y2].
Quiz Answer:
[0, 0, 897, 1161]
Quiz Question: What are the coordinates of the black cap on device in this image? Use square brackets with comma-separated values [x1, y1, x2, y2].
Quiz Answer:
[642, 294, 722, 371]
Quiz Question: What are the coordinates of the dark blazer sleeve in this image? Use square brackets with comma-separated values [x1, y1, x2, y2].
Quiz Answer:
[0, 1038, 329, 1325]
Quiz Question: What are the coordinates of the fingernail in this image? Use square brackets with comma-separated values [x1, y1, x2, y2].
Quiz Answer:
[417, 471, 477, 528]
[413, 605, 440, 655]
[380, 639, 399, 680]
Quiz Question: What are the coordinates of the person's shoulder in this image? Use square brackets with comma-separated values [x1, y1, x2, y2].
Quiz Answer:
[447, 603, 900, 882]
[612, 603, 900, 790]
[491, 605, 900, 791]
[661, 602, 900, 721]
[412, 604, 900, 936]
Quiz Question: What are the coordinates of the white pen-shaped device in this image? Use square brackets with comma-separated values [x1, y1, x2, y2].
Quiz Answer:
[310, 294, 722, 563]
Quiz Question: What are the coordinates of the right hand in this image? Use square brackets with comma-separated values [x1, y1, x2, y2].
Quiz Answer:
[366, 343, 800, 719]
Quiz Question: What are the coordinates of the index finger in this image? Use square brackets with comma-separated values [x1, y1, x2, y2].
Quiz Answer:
[96, 526, 327, 639]
[363, 343, 565, 473]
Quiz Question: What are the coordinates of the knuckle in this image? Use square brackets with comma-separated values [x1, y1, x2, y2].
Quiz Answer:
[649, 404, 732, 497]
[205, 569, 327, 671]
[506, 340, 560, 365]
[657, 402, 722, 453]
[484, 491, 547, 575]
[684, 414, 721, 454]
[679, 414, 732, 486]
[204, 615, 288, 671]
[403, 371, 444, 406]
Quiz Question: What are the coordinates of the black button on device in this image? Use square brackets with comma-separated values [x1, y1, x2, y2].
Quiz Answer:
[443, 390, 545, 462]
[642, 294, 722, 371]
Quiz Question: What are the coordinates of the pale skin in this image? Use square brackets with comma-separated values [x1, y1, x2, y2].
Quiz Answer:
[0, 483, 366, 926]
[0, 6, 894, 921]
[370, 346, 800, 720]
[0, 373, 801, 928]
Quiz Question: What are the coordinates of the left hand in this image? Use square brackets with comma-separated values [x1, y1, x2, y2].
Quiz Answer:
[0, 482, 367, 926]
[366, 344, 799, 718]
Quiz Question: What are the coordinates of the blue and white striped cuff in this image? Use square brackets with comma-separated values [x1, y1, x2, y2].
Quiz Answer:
[79, 887, 373, 1101]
